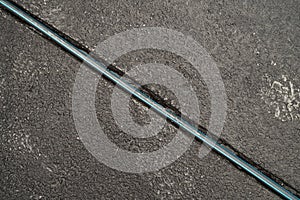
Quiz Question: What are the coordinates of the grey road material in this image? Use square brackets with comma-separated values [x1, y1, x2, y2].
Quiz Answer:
[1, 0, 299, 199]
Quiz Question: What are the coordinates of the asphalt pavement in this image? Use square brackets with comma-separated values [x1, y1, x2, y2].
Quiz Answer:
[1, 0, 299, 199]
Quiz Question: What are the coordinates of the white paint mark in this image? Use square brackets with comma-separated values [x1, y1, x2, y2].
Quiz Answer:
[275, 106, 280, 118]
[260, 74, 300, 122]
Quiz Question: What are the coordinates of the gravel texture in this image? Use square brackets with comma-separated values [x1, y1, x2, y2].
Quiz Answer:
[1, 0, 299, 199]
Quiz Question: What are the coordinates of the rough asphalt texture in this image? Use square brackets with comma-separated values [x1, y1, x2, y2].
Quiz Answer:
[1, 0, 299, 199]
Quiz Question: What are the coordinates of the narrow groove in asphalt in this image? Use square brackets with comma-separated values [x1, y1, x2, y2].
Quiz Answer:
[1, 0, 299, 198]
